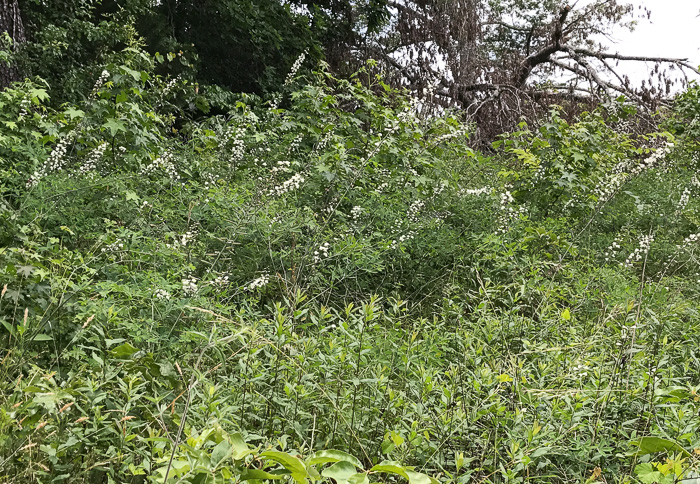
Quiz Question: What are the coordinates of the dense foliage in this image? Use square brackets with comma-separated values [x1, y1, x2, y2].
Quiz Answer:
[2, 5, 700, 484]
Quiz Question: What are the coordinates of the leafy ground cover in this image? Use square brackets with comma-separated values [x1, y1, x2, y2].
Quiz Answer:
[1, 46, 700, 483]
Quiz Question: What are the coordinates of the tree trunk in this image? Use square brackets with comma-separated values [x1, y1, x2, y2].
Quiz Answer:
[0, 0, 26, 88]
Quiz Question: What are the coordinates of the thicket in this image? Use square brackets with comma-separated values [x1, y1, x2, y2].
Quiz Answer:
[1, 17, 700, 484]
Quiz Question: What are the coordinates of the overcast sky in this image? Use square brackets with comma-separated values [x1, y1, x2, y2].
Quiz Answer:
[599, 0, 700, 86]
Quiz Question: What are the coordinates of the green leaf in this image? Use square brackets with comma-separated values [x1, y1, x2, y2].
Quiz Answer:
[631, 437, 690, 457]
[111, 343, 138, 359]
[17, 265, 35, 277]
[634, 463, 666, 484]
[370, 461, 409, 480]
[29, 88, 49, 102]
[104, 118, 126, 136]
[322, 461, 359, 484]
[105, 338, 126, 348]
[231, 432, 254, 460]
[406, 470, 439, 484]
[240, 469, 289, 481]
[211, 440, 232, 466]
[307, 450, 362, 468]
[64, 107, 84, 120]
[261, 451, 308, 483]
[348, 473, 369, 484]
[32, 334, 53, 341]
[530, 447, 551, 458]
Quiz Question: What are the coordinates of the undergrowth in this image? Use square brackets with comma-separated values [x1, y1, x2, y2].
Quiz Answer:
[1, 45, 700, 484]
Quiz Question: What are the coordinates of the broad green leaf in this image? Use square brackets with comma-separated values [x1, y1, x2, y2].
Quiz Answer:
[307, 450, 362, 468]
[370, 461, 409, 479]
[231, 432, 254, 460]
[29, 88, 49, 102]
[111, 342, 138, 359]
[32, 334, 52, 341]
[631, 437, 690, 457]
[634, 463, 668, 484]
[406, 470, 439, 484]
[348, 473, 369, 484]
[211, 440, 232, 466]
[64, 107, 84, 120]
[17, 265, 34, 277]
[322, 461, 358, 484]
[240, 469, 289, 481]
[105, 338, 126, 348]
[104, 118, 126, 136]
[261, 451, 308, 483]
[530, 446, 551, 458]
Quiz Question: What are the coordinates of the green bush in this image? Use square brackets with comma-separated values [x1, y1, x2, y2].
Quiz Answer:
[2, 45, 700, 483]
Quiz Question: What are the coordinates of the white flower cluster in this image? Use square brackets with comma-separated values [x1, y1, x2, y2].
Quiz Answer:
[92, 70, 110, 97]
[433, 181, 447, 196]
[141, 151, 181, 181]
[77, 142, 108, 176]
[676, 186, 691, 214]
[212, 274, 229, 288]
[595, 143, 674, 204]
[313, 130, 333, 154]
[288, 135, 303, 153]
[28, 136, 72, 187]
[678, 232, 700, 251]
[246, 273, 270, 291]
[162, 75, 180, 96]
[269, 93, 282, 110]
[375, 182, 389, 194]
[182, 275, 198, 295]
[167, 228, 198, 250]
[269, 173, 305, 196]
[313, 242, 331, 263]
[268, 214, 282, 228]
[593, 172, 626, 203]
[531, 163, 546, 184]
[203, 172, 220, 191]
[397, 101, 417, 123]
[101, 239, 125, 253]
[629, 143, 674, 176]
[154, 288, 171, 300]
[322, 197, 339, 216]
[391, 231, 417, 249]
[407, 200, 425, 223]
[18, 98, 31, 119]
[496, 189, 526, 235]
[434, 125, 469, 145]
[224, 126, 246, 165]
[460, 186, 491, 196]
[604, 235, 623, 262]
[271, 160, 291, 174]
[350, 205, 363, 221]
[284, 50, 308, 85]
[624, 234, 654, 268]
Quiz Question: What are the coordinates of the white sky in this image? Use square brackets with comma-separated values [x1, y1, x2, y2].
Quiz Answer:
[599, 0, 700, 86]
